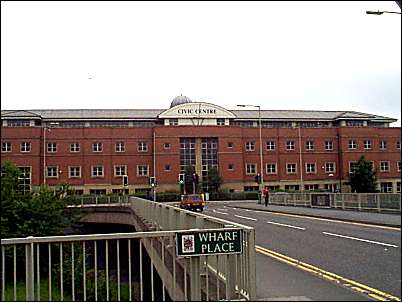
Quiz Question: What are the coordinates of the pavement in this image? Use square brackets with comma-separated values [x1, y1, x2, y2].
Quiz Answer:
[207, 200, 401, 228]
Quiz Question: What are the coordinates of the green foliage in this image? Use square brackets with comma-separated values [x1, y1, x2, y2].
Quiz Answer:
[349, 156, 377, 193]
[1, 160, 81, 239]
[203, 166, 222, 193]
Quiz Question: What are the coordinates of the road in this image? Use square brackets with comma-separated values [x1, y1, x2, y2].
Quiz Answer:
[202, 202, 401, 301]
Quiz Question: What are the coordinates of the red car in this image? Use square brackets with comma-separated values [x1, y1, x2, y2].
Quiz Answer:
[179, 194, 205, 211]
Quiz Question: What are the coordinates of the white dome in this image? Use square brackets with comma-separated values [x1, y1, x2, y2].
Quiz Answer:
[170, 94, 192, 108]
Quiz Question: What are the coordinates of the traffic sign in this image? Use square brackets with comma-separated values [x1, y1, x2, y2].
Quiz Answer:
[176, 229, 242, 257]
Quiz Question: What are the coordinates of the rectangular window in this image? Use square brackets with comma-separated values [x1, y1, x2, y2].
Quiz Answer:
[398, 161, 401, 172]
[227, 142, 233, 148]
[266, 141, 275, 151]
[325, 141, 333, 151]
[285, 185, 300, 191]
[245, 141, 255, 151]
[217, 118, 225, 126]
[115, 142, 125, 152]
[397, 141, 401, 150]
[70, 143, 80, 152]
[305, 184, 319, 191]
[47, 142, 57, 153]
[114, 165, 127, 177]
[380, 182, 393, 193]
[348, 140, 357, 149]
[137, 165, 149, 176]
[246, 163, 257, 175]
[306, 163, 316, 174]
[169, 119, 178, 126]
[1, 142, 11, 152]
[349, 161, 358, 174]
[286, 163, 297, 174]
[92, 142, 103, 152]
[92, 166, 104, 177]
[228, 164, 234, 170]
[379, 140, 387, 150]
[164, 142, 171, 149]
[364, 140, 372, 150]
[7, 120, 31, 127]
[397, 182, 401, 193]
[306, 141, 314, 151]
[286, 141, 295, 150]
[69, 166, 81, 178]
[380, 161, 389, 172]
[164, 164, 171, 171]
[138, 142, 148, 152]
[325, 162, 336, 173]
[20, 142, 31, 152]
[266, 163, 277, 174]
[46, 166, 58, 178]
[17, 166, 31, 193]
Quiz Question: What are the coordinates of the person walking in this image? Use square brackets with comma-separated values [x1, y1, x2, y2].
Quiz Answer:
[263, 187, 269, 207]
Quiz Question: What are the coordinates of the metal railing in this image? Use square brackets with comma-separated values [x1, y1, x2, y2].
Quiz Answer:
[269, 193, 401, 213]
[1, 196, 256, 301]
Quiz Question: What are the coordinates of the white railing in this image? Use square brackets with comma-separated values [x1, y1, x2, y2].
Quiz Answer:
[1, 197, 256, 301]
[269, 193, 401, 213]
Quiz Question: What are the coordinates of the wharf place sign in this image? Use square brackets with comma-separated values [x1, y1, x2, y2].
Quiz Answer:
[176, 229, 242, 257]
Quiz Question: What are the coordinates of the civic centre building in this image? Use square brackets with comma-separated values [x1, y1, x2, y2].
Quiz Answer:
[1, 95, 401, 195]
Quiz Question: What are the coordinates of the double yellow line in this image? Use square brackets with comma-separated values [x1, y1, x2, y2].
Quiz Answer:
[255, 245, 401, 301]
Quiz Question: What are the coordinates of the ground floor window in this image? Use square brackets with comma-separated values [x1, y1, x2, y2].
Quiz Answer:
[304, 184, 319, 191]
[285, 185, 300, 191]
[244, 186, 259, 192]
[17, 166, 31, 193]
[89, 189, 106, 195]
[397, 182, 401, 193]
[380, 182, 393, 193]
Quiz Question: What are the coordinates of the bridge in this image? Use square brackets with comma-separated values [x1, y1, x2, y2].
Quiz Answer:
[1, 197, 256, 301]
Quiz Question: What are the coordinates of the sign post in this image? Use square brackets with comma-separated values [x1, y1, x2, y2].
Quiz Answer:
[176, 229, 242, 257]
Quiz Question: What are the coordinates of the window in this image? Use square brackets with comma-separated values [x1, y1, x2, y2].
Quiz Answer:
[306, 163, 316, 174]
[169, 119, 178, 126]
[47, 143, 57, 153]
[266, 141, 275, 151]
[115, 142, 125, 152]
[20, 142, 31, 152]
[227, 142, 233, 148]
[286, 163, 297, 174]
[228, 164, 234, 170]
[92, 142, 103, 152]
[69, 166, 81, 178]
[286, 141, 295, 150]
[380, 161, 389, 172]
[7, 120, 31, 127]
[2, 142, 11, 152]
[164, 164, 171, 171]
[137, 165, 149, 176]
[348, 140, 357, 149]
[379, 140, 387, 150]
[398, 161, 401, 172]
[217, 118, 225, 126]
[46, 166, 58, 178]
[397, 182, 401, 193]
[70, 143, 80, 152]
[114, 165, 126, 177]
[364, 140, 372, 150]
[245, 141, 255, 151]
[92, 166, 104, 177]
[266, 163, 277, 174]
[325, 162, 336, 173]
[306, 141, 314, 151]
[325, 141, 333, 151]
[164, 143, 171, 149]
[246, 164, 257, 175]
[397, 141, 401, 150]
[380, 182, 393, 193]
[349, 161, 358, 174]
[305, 184, 319, 191]
[138, 142, 148, 152]
[285, 185, 299, 191]
[17, 167, 31, 193]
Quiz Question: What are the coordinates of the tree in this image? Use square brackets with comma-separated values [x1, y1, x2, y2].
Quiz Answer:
[349, 156, 377, 193]
[1, 160, 81, 239]
[204, 166, 222, 193]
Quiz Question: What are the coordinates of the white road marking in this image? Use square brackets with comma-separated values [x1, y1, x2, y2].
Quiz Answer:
[322, 232, 399, 248]
[234, 215, 257, 221]
[266, 221, 306, 230]
[217, 208, 228, 211]
[213, 210, 228, 215]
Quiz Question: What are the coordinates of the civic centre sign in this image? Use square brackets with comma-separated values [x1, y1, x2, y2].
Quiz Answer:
[159, 102, 236, 119]
[176, 229, 242, 257]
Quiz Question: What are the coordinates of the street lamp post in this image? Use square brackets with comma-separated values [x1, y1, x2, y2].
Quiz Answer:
[237, 104, 264, 203]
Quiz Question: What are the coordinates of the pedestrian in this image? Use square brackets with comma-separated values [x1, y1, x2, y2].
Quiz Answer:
[263, 187, 269, 207]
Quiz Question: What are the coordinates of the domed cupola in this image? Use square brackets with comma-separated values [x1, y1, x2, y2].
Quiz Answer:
[170, 94, 192, 108]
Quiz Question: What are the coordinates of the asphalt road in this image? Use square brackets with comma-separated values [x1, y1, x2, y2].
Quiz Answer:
[202, 202, 401, 301]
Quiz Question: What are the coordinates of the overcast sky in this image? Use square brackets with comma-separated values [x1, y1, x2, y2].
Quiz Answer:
[1, 1, 401, 126]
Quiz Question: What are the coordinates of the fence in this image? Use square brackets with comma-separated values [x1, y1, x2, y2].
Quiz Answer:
[269, 193, 401, 213]
[1, 196, 256, 301]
